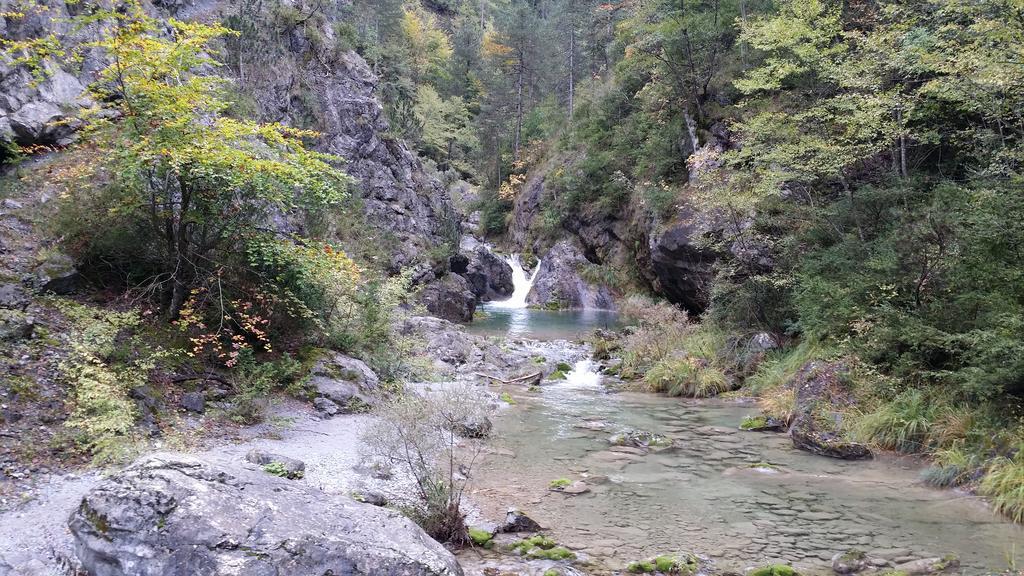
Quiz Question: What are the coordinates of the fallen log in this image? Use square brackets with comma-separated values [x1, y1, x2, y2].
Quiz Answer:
[475, 371, 543, 387]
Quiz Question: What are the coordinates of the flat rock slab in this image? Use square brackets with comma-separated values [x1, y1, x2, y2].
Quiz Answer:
[68, 454, 463, 576]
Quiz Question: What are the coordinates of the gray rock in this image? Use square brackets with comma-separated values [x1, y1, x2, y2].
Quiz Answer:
[461, 244, 513, 301]
[245, 449, 305, 479]
[0, 283, 28, 309]
[500, 508, 542, 533]
[892, 556, 960, 575]
[455, 414, 492, 439]
[179, 391, 205, 414]
[68, 455, 463, 576]
[526, 240, 615, 310]
[788, 361, 872, 460]
[398, 316, 518, 378]
[643, 208, 720, 312]
[33, 251, 80, 294]
[309, 351, 379, 417]
[9, 102, 65, 143]
[418, 272, 476, 323]
[0, 309, 33, 341]
[832, 550, 867, 574]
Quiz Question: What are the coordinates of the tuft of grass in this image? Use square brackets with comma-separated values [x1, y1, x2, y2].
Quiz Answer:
[855, 389, 939, 453]
[642, 354, 730, 398]
[981, 451, 1024, 523]
[746, 341, 823, 393]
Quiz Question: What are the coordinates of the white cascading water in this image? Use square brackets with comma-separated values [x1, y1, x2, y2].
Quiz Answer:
[489, 254, 541, 309]
[562, 358, 602, 388]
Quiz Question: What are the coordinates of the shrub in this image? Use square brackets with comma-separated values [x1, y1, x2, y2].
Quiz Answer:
[360, 384, 489, 544]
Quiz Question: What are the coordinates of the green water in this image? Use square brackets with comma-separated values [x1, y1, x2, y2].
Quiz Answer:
[469, 304, 619, 340]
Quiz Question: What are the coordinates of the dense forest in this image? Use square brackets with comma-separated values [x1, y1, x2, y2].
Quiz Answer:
[1, 0, 1024, 571]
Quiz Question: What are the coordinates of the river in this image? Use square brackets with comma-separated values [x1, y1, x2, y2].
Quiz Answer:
[462, 255, 1024, 574]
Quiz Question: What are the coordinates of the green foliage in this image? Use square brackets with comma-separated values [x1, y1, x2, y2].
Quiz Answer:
[262, 461, 303, 479]
[57, 301, 162, 465]
[509, 534, 576, 560]
[855, 390, 941, 454]
[228, 349, 304, 424]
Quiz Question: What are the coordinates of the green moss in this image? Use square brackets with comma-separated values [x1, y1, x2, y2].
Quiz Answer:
[468, 527, 493, 547]
[528, 546, 575, 560]
[749, 565, 798, 576]
[549, 478, 572, 489]
[740, 414, 769, 430]
[556, 362, 573, 372]
[528, 384, 541, 392]
[627, 560, 655, 573]
[543, 570, 562, 576]
[655, 555, 680, 572]
[509, 534, 558, 554]
[499, 391, 516, 404]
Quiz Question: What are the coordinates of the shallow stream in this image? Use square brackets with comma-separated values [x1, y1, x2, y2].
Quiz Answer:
[466, 311, 1024, 574]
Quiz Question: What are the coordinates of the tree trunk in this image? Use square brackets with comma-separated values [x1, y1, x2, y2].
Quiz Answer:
[514, 59, 524, 161]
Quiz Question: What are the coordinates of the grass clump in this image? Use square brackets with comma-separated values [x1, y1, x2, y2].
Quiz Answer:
[642, 354, 730, 398]
[262, 461, 303, 479]
[855, 389, 939, 454]
[980, 450, 1024, 523]
[740, 415, 769, 430]
[548, 478, 572, 489]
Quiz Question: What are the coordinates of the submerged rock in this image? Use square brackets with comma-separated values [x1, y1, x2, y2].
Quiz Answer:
[892, 556, 960, 575]
[68, 455, 464, 576]
[608, 429, 674, 450]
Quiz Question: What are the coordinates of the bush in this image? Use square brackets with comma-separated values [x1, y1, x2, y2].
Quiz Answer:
[360, 384, 489, 544]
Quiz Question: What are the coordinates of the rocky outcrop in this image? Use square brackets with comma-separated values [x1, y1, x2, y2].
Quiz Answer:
[526, 240, 614, 310]
[788, 361, 872, 460]
[244, 43, 459, 272]
[456, 237, 513, 301]
[68, 455, 463, 576]
[641, 207, 721, 312]
[418, 272, 477, 323]
[309, 352, 380, 417]
[399, 316, 517, 378]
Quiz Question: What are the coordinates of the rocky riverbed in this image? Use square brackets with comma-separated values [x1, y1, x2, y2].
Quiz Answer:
[1, 318, 1022, 575]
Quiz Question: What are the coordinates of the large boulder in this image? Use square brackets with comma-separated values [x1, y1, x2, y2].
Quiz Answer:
[418, 273, 477, 323]
[398, 316, 518, 378]
[642, 207, 720, 313]
[526, 240, 614, 310]
[457, 239, 513, 301]
[788, 361, 872, 460]
[68, 455, 463, 576]
[309, 351, 380, 417]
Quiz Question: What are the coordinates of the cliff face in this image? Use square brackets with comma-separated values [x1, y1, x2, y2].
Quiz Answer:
[0, 0, 458, 273]
[508, 149, 728, 314]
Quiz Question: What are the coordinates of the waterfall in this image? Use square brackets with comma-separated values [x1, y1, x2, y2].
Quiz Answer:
[489, 254, 541, 309]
